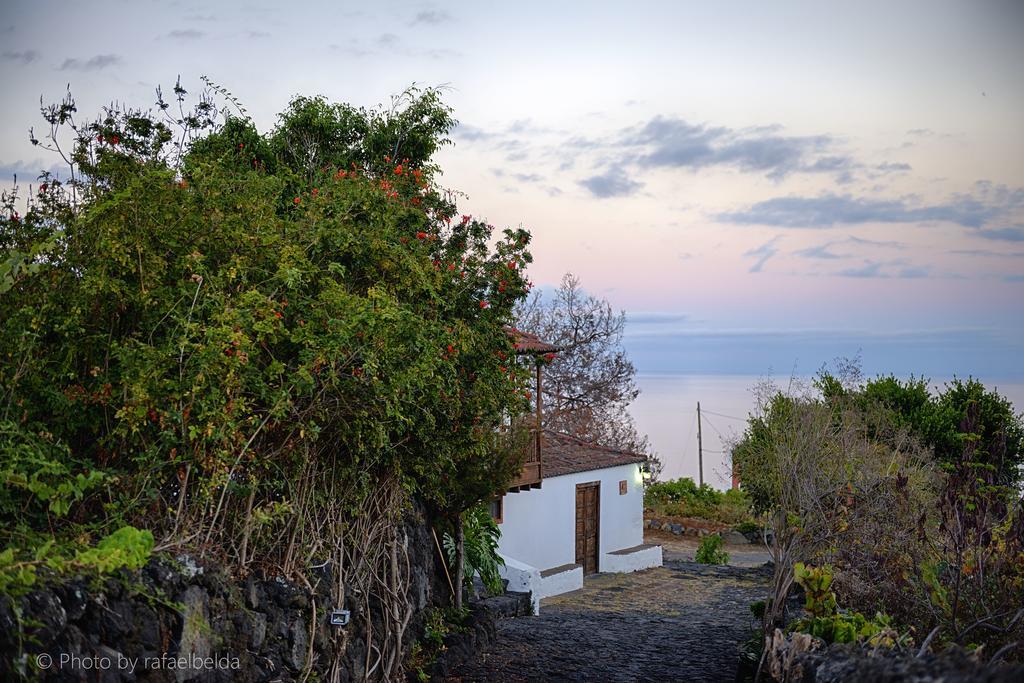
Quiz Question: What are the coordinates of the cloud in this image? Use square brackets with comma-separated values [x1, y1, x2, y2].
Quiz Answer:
[875, 161, 912, 173]
[578, 166, 643, 198]
[977, 226, 1024, 242]
[846, 235, 907, 249]
[0, 158, 66, 180]
[166, 29, 205, 40]
[795, 243, 847, 260]
[837, 261, 885, 278]
[491, 168, 544, 183]
[833, 258, 933, 279]
[950, 248, 1024, 258]
[745, 236, 781, 273]
[621, 116, 846, 180]
[59, 54, 121, 71]
[410, 9, 452, 25]
[2, 49, 40, 64]
[719, 186, 1024, 231]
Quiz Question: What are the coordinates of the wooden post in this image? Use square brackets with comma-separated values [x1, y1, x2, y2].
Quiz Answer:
[536, 362, 543, 479]
[454, 515, 465, 611]
[697, 401, 704, 487]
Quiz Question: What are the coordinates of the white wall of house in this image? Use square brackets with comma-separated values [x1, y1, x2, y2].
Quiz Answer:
[497, 462, 647, 572]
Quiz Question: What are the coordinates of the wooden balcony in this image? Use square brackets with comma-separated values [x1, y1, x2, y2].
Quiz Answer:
[507, 426, 543, 492]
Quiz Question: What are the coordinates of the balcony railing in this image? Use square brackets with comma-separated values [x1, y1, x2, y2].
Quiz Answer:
[507, 425, 542, 491]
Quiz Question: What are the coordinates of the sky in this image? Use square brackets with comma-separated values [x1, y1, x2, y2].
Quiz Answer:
[1, 0, 1023, 380]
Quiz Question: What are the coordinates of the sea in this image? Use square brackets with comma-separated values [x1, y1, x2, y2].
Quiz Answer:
[630, 373, 1024, 488]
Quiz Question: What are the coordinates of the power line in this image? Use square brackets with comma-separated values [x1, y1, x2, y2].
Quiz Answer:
[700, 408, 745, 421]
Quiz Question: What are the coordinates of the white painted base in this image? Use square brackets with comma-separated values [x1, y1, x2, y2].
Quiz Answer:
[498, 555, 541, 614]
[601, 544, 663, 573]
[538, 565, 583, 599]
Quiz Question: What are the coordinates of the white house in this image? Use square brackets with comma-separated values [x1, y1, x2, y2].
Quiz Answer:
[491, 330, 662, 613]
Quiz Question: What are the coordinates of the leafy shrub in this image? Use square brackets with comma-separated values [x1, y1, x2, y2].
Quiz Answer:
[790, 563, 911, 648]
[0, 82, 535, 591]
[645, 477, 753, 524]
[0, 526, 153, 595]
[695, 534, 729, 565]
[444, 504, 505, 596]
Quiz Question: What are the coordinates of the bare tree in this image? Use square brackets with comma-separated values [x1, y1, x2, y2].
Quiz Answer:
[516, 273, 657, 470]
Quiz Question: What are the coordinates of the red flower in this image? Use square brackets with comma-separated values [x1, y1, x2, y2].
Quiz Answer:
[96, 134, 104, 143]
[294, 196, 301, 204]
[447, 344, 455, 354]
[416, 231, 428, 239]
[39, 183, 47, 193]
[274, 311, 283, 319]
[238, 143, 245, 149]
[311, 188, 319, 197]
[110, 135, 120, 145]
[461, 215, 471, 224]
[508, 261, 517, 270]
[544, 352, 556, 361]
[394, 165, 404, 175]
[479, 300, 489, 309]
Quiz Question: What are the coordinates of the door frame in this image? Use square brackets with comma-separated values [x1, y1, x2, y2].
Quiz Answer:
[575, 480, 601, 574]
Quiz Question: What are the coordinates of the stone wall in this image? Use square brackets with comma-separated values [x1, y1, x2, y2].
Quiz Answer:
[0, 504, 450, 682]
[790, 642, 1024, 683]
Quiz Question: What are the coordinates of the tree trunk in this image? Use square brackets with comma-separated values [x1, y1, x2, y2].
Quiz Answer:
[454, 514, 465, 612]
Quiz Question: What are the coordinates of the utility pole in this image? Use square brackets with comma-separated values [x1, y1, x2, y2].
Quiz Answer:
[697, 401, 704, 487]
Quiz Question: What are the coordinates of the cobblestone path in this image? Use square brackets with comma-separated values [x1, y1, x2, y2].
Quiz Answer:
[448, 561, 770, 682]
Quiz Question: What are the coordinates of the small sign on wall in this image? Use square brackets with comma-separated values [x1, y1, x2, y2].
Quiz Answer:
[619, 480, 627, 495]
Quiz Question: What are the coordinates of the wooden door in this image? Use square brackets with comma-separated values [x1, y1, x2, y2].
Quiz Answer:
[575, 482, 600, 574]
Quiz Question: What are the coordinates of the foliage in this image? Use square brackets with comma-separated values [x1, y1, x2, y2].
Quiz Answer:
[515, 273, 659, 474]
[823, 374, 1024, 489]
[0, 526, 153, 595]
[790, 563, 912, 648]
[443, 504, 506, 596]
[0, 79, 533, 622]
[695, 534, 730, 565]
[406, 605, 469, 680]
[735, 365, 1024, 671]
[645, 477, 754, 525]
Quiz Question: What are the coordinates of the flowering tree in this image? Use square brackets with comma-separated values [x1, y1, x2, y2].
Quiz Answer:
[1, 82, 534, 676]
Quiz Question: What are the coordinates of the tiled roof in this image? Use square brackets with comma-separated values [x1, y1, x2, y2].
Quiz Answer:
[542, 430, 647, 477]
[504, 327, 560, 354]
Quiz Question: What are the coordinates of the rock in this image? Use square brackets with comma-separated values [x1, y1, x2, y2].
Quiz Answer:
[176, 586, 211, 682]
[650, 519, 662, 530]
[251, 612, 267, 650]
[723, 531, 750, 545]
[289, 616, 308, 670]
[697, 528, 708, 537]
[670, 524, 684, 535]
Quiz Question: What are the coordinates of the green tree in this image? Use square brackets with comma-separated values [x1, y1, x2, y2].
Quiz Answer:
[0, 82, 531, 598]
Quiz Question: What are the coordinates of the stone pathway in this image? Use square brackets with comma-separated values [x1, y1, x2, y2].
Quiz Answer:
[447, 561, 770, 682]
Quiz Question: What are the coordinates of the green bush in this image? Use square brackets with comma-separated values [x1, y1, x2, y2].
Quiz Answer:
[695, 534, 729, 565]
[790, 563, 911, 648]
[645, 477, 753, 523]
[0, 82, 535, 592]
[443, 504, 505, 596]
